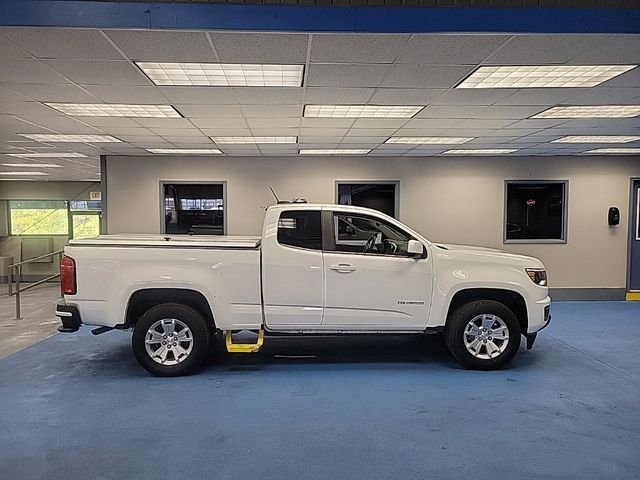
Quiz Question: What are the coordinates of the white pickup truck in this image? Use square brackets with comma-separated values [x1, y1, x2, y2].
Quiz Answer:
[56, 201, 551, 376]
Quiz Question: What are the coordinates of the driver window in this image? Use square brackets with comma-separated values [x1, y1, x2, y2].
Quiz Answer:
[332, 213, 411, 256]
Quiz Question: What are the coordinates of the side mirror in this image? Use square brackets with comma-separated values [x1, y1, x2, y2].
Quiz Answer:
[407, 239, 425, 258]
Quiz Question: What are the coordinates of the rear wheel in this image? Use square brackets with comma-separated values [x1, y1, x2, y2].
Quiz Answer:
[132, 303, 210, 376]
[445, 300, 520, 370]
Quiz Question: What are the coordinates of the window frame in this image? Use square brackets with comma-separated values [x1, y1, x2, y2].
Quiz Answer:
[503, 180, 568, 245]
[7, 199, 71, 237]
[159, 180, 227, 235]
[334, 180, 400, 219]
[326, 210, 418, 258]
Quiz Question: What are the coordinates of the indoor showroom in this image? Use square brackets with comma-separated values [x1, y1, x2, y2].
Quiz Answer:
[1, 1, 640, 479]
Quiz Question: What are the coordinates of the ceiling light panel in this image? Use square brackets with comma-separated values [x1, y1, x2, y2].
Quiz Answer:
[0, 171, 49, 176]
[212, 136, 297, 144]
[1, 163, 63, 167]
[45, 103, 181, 118]
[583, 148, 640, 154]
[385, 137, 474, 145]
[552, 135, 640, 143]
[533, 105, 640, 118]
[299, 149, 371, 155]
[443, 149, 518, 155]
[457, 65, 637, 89]
[20, 134, 122, 143]
[146, 148, 223, 155]
[136, 62, 304, 87]
[6, 152, 88, 158]
[304, 105, 423, 118]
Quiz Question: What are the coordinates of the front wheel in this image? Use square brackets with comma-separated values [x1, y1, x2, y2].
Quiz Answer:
[445, 300, 521, 370]
[132, 303, 210, 376]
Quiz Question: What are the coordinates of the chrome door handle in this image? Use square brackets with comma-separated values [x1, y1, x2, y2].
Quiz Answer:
[329, 263, 356, 273]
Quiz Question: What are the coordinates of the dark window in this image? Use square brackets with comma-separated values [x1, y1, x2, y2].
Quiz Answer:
[277, 210, 322, 250]
[505, 182, 566, 242]
[337, 182, 397, 218]
[163, 183, 224, 235]
[331, 213, 411, 256]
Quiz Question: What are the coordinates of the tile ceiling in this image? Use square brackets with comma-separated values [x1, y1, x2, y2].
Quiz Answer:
[0, 28, 639, 181]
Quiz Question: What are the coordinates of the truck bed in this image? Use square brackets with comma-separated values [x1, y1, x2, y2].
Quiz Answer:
[68, 234, 261, 249]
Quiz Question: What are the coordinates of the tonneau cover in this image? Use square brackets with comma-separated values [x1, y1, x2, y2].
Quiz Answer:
[68, 234, 261, 249]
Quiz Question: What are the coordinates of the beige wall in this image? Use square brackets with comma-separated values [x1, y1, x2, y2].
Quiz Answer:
[105, 155, 640, 289]
[0, 181, 101, 278]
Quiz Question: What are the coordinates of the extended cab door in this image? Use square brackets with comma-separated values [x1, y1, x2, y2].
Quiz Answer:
[322, 210, 432, 329]
[262, 208, 324, 329]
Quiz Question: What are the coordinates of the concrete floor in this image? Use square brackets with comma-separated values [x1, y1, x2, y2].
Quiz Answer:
[0, 302, 639, 480]
[0, 283, 61, 358]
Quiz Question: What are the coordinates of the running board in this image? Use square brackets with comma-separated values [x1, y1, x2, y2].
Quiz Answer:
[225, 328, 264, 353]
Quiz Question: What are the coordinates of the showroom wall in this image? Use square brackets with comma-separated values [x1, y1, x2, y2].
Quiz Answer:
[105, 155, 639, 294]
[0, 181, 100, 280]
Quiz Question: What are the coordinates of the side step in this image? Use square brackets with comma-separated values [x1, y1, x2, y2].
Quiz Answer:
[225, 328, 264, 353]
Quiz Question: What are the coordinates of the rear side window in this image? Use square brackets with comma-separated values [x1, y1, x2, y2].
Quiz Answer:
[277, 210, 322, 250]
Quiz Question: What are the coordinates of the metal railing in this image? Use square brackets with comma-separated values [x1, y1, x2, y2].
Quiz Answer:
[8, 250, 64, 320]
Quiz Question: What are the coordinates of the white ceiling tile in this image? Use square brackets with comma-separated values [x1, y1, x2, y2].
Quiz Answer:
[300, 127, 350, 137]
[133, 118, 195, 129]
[455, 118, 519, 129]
[483, 34, 609, 65]
[300, 118, 354, 128]
[395, 128, 448, 135]
[94, 126, 156, 136]
[349, 118, 408, 128]
[241, 105, 302, 118]
[469, 106, 548, 119]
[235, 87, 302, 104]
[0, 85, 29, 102]
[149, 128, 207, 137]
[2, 27, 122, 60]
[158, 87, 237, 105]
[307, 64, 390, 87]
[249, 128, 299, 136]
[0, 33, 29, 59]
[345, 128, 398, 136]
[404, 118, 464, 128]
[304, 87, 375, 104]
[310, 34, 408, 64]
[6, 84, 97, 102]
[431, 89, 517, 106]
[0, 101, 55, 116]
[569, 35, 640, 65]
[368, 88, 445, 105]
[563, 87, 640, 105]
[176, 104, 243, 118]
[247, 118, 300, 128]
[416, 106, 487, 118]
[198, 128, 252, 136]
[81, 85, 167, 104]
[44, 60, 150, 86]
[190, 118, 248, 129]
[334, 136, 388, 143]
[503, 119, 569, 129]
[15, 114, 104, 133]
[0, 59, 69, 84]
[163, 136, 216, 145]
[494, 88, 582, 106]
[382, 65, 474, 88]
[397, 34, 509, 65]
[105, 30, 216, 63]
[69, 117, 141, 127]
[209, 32, 308, 64]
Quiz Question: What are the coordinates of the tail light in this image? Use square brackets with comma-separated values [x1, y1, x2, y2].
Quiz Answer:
[60, 255, 77, 295]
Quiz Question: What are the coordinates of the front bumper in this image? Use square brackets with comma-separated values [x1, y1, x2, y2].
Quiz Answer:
[525, 299, 552, 350]
[55, 304, 82, 333]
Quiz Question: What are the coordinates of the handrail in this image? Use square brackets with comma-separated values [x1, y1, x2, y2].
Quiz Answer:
[8, 250, 64, 320]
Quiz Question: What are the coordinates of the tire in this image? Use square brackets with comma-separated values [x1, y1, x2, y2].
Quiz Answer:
[445, 300, 520, 370]
[132, 303, 210, 377]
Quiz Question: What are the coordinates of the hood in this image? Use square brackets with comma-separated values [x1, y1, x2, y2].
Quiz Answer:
[433, 243, 545, 269]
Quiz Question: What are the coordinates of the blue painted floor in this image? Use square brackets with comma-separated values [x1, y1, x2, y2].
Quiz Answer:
[1, 302, 639, 480]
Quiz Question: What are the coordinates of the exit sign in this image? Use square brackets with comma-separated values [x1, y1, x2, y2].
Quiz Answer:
[90, 191, 102, 201]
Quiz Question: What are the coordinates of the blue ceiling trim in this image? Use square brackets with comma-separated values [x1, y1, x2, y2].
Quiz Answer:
[0, 1, 639, 34]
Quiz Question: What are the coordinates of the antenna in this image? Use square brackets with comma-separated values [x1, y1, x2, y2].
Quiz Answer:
[269, 186, 280, 203]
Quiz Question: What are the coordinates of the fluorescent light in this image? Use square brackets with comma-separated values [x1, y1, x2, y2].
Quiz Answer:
[1, 163, 63, 168]
[552, 135, 640, 143]
[303, 105, 423, 118]
[0, 171, 49, 176]
[443, 149, 518, 155]
[299, 149, 371, 155]
[20, 134, 122, 143]
[6, 152, 87, 158]
[533, 105, 640, 118]
[146, 148, 223, 155]
[385, 137, 474, 145]
[211, 136, 297, 144]
[136, 62, 304, 87]
[457, 65, 637, 89]
[45, 103, 181, 118]
[583, 148, 640, 154]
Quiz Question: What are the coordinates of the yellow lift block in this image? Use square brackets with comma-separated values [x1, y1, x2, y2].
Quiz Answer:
[225, 328, 265, 353]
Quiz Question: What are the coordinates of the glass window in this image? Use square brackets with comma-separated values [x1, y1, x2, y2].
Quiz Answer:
[337, 182, 397, 218]
[332, 213, 411, 256]
[69, 200, 102, 211]
[277, 210, 322, 250]
[505, 182, 567, 242]
[163, 183, 225, 235]
[9, 200, 68, 235]
[71, 214, 100, 239]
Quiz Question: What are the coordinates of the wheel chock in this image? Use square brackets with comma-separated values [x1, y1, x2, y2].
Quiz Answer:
[225, 328, 264, 353]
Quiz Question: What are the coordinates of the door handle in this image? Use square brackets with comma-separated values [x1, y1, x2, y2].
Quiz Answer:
[329, 263, 356, 273]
